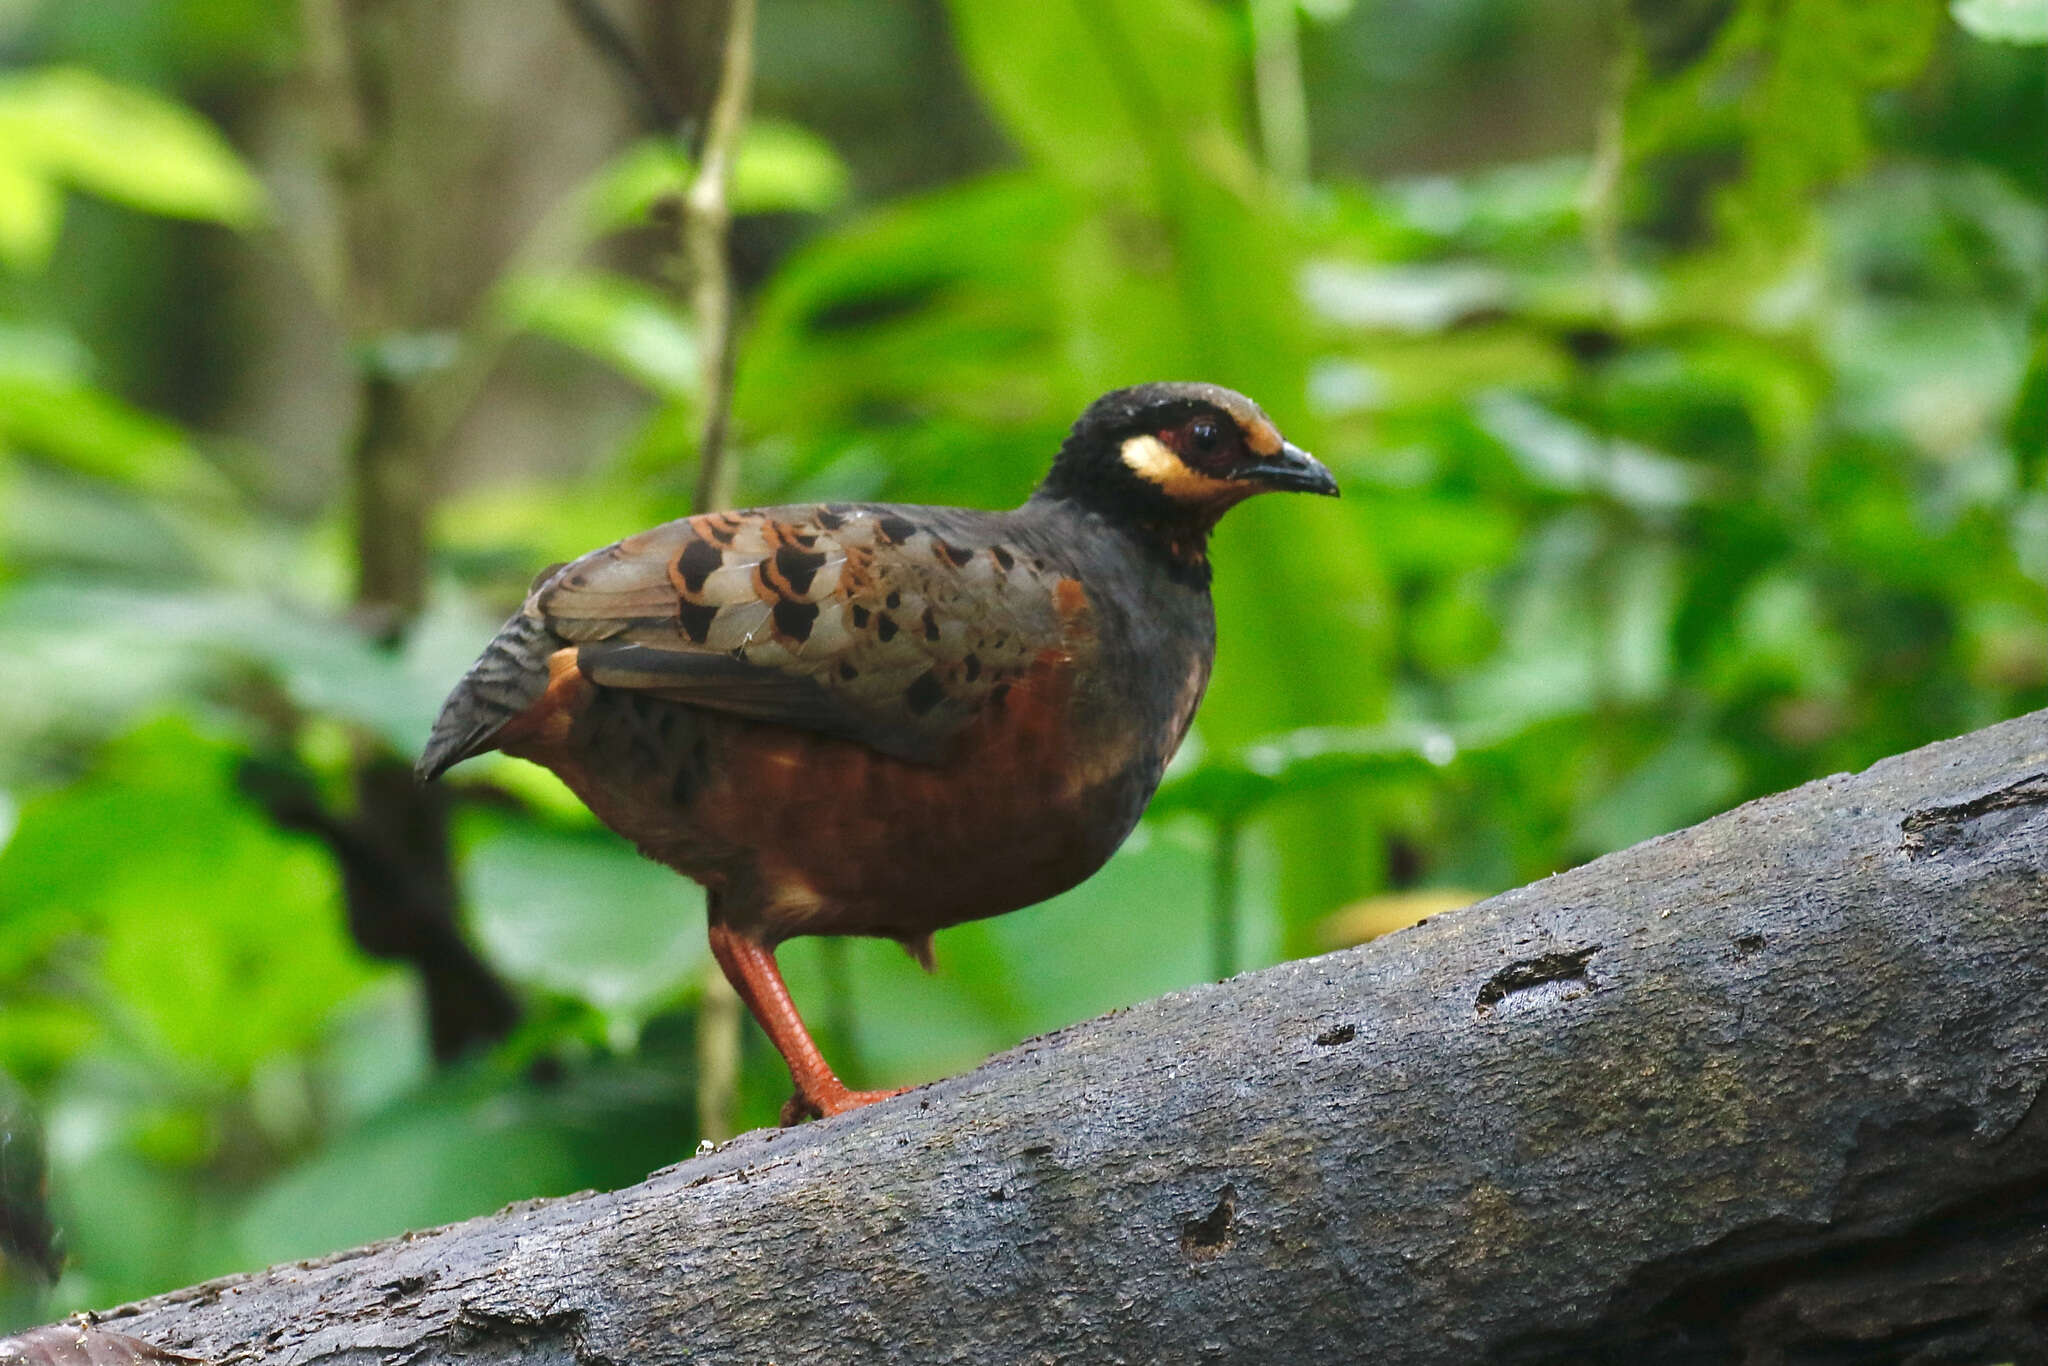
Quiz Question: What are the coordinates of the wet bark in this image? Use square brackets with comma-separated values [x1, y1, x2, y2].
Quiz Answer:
[69, 710, 2048, 1365]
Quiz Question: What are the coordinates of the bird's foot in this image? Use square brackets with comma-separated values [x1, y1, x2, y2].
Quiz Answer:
[779, 1082, 910, 1126]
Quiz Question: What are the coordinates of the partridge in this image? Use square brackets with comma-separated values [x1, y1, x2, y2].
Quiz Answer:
[419, 382, 1337, 1120]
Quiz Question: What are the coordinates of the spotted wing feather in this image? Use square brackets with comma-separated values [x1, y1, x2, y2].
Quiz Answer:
[534, 504, 1069, 763]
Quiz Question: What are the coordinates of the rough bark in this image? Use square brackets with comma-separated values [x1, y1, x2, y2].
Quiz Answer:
[71, 711, 2048, 1364]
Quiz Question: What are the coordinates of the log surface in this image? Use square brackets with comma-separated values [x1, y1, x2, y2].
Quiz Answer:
[74, 710, 2048, 1364]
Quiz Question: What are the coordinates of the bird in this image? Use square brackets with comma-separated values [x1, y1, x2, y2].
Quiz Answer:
[418, 382, 1337, 1122]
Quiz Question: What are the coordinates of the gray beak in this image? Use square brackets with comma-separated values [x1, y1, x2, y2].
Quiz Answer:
[1248, 441, 1339, 497]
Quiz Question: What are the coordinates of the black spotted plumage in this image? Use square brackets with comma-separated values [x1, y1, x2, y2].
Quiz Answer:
[419, 381, 1336, 1123]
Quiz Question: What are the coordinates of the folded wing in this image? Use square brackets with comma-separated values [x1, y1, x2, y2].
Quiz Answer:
[534, 504, 1072, 763]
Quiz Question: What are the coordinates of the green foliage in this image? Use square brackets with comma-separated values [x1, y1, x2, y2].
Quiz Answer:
[583, 122, 852, 232]
[0, 718, 365, 1082]
[461, 813, 707, 1040]
[0, 67, 262, 270]
[0, 0, 2041, 1324]
[731, 120, 854, 215]
[500, 271, 700, 399]
[1950, 0, 2048, 42]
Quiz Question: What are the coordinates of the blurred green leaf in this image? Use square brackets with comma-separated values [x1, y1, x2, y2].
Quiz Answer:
[462, 815, 706, 1040]
[1631, 0, 1941, 259]
[234, 1060, 691, 1269]
[0, 324, 223, 500]
[1476, 391, 1715, 511]
[736, 173, 1076, 501]
[2013, 308, 2047, 485]
[0, 718, 367, 1083]
[733, 119, 851, 215]
[946, 0, 1248, 196]
[1573, 732, 1743, 853]
[231, 1080, 575, 1268]
[1302, 261, 1514, 333]
[1382, 158, 1588, 250]
[583, 120, 848, 233]
[1152, 724, 1460, 822]
[0, 157, 61, 268]
[584, 137, 693, 233]
[0, 68, 263, 269]
[1950, 0, 2048, 41]
[500, 271, 698, 398]
[47, 1138, 220, 1308]
[0, 584, 472, 762]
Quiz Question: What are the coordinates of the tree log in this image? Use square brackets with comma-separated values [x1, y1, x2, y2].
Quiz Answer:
[67, 711, 2048, 1363]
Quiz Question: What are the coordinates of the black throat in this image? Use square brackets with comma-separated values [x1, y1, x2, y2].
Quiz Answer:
[1031, 441, 1220, 590]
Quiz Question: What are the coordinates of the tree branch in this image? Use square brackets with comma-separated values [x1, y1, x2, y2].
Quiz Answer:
[556, 0, 684, 136]
[59, 709, 2048, 1364]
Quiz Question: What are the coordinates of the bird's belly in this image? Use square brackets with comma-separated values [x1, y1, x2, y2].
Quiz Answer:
[515, 673, 1155, 947]
[705, 723, 1144, 943]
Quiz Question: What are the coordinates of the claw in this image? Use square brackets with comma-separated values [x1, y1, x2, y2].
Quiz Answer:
[779, 1084, 908, 1126]
[778, 1081, 909, 1130]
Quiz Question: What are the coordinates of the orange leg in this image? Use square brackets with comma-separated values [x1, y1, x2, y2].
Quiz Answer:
[706, 922, 906, 1123]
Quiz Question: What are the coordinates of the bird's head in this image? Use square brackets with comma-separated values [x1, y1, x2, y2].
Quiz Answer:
[1035, 383, 1338, 534]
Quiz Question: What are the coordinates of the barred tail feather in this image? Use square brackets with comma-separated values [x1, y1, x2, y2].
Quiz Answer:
[416, 611, 558, 782]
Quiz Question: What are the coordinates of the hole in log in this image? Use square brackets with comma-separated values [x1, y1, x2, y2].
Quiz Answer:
[1733, 933, 1766, 955]
[1182, 1184, 1236, 1259]
[1314, 1024, 1357, 1047]
[1476, 946, 1600, 1018]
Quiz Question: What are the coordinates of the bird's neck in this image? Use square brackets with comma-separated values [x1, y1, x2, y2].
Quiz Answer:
[1029, 486, 1218, 590]
[1120, 510, 1216, 590]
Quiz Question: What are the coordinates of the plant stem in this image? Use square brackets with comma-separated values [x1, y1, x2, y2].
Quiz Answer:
[1212, 815, 1243, 981]
[685, 0, 754, 516]
[682, 0, 757, 1140]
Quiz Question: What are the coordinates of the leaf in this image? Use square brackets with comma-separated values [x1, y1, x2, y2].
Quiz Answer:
[36, 1133, 223, 1310]
[0, 583, 471, 760]
[0, 68, 263, 271]
[582, 138, 693, 233]
[732, 120, 850, 215]
[0, 324, 220, 498]
[1572, 733, 1744, 854]
[1382, 157, 1588, 250]
[582, 121, 847, 233]
[0, 717, 366, 1083]
[1321, 888, 1483, 947]
[2013, 306, 2047, 485]
[498, 271, 697, 398]
[945, 0, 1247, 196]
[231, 1085, 581, 1269]
[233, 1060, 691, 1269]
[0, 160, 60, 271]
[1950, 0, 2048, 41]
[735, 174, 1076, 497]
[461, 815, 706, 1038]
[1629, 0, 1942, 258]
[1152, 724, 1461, 822]
[0, 379, 216, 499]
[1301, 261, 1514, 333]
[1475, 391, 1715, 512]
